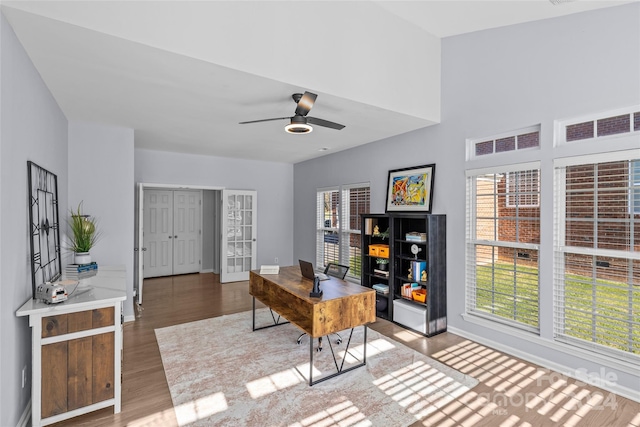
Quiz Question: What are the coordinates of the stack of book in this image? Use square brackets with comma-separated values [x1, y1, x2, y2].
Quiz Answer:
[372, 283, 389, 294]
[66, 262, 98, 279]
[405, 232, 427, 242]
[373, 268, 389, 277]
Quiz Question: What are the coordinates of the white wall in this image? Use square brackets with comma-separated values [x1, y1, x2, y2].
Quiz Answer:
[68, 121, 135, 319]
[293, 3, 640, 397]
[135, 148, 294, 268]
[0, 13, 68, 427]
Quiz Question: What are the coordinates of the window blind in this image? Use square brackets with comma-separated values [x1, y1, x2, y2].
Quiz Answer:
[554, 155, 640, 361]
[466, 165, 541, 332]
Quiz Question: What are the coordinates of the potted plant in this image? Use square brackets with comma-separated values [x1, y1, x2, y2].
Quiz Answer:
[375, 257, 389, 271]
[67, 202, 100, 265]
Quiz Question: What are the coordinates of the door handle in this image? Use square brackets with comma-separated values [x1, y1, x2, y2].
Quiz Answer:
[168, 236, 172, 239]
[174, 235, 178, 239]
[142, 247, 147, 251]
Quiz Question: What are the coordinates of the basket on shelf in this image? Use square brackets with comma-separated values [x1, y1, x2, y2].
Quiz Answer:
[412, 288, 427, 303]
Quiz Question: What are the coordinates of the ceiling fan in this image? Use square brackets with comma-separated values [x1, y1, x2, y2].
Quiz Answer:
[239, 92, 345, 134]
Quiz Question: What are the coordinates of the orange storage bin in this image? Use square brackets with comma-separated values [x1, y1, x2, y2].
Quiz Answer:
[412, 289, 427, 303]
[369, 244, 389, 258]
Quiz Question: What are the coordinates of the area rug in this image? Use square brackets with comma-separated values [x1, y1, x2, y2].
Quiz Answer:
[155, 309, 478, 427]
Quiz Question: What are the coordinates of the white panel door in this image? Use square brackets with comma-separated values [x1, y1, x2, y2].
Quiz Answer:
[221, 190, 257, 283]
[172, 190, 201, 275]
[143, 190, 173, 278]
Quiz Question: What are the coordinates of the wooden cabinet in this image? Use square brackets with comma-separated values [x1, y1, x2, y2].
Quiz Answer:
[40, 308, 115, 418]
[361, 213, 447, 336]
[17, 267, 126, 427]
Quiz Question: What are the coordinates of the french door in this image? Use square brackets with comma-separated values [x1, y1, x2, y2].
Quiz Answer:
[221, 189, 257, 283]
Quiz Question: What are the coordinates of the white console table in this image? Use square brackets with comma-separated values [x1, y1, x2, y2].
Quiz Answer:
[17, 266, 127, 427]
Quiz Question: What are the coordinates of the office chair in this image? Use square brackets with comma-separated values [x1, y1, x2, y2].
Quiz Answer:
[297, 262, 350, 351]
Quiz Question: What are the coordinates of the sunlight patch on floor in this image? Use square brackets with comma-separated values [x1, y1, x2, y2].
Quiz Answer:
[174, 392, 228, 424]
[246, 367, 305, 398]
[392, 329, 423, 343]
[428, 339, 626, 426]
[373, 360, 473, 420]
[127, 407, 179, 426]
[288, 399, 372, 427]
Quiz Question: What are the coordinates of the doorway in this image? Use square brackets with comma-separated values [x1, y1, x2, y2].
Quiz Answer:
[135, 184, 257, 304]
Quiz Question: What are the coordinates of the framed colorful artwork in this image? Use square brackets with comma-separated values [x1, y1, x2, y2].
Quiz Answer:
[385, 164, 435, 212]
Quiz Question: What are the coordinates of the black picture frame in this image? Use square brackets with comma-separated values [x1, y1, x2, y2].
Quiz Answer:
[385, 164, 435, 213]
[28, 161, 62, 298]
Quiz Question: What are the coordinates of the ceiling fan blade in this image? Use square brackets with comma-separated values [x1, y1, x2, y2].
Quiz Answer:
[294, 92, 317, 116]
[307, 116, 345, 130]
[239, 116, 290, 125]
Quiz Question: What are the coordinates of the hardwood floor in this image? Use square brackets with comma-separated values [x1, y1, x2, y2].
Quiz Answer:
[51, 273, 639, 426]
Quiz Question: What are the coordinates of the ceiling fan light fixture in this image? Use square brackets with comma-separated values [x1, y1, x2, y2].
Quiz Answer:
[285, 123, 313, 134]
[285, 115, 313, 134]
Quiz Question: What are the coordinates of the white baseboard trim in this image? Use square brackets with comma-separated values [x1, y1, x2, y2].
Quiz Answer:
[124, 314, 136, 323]
[447, 325, 640, 403]
[200, 269, 214, 273]
[17, 400, 30, 427]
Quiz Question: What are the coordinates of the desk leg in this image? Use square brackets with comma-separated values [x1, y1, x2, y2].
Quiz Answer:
[308, 325, 369, 386]
[251, 297, 290, 332]
[309, 338, 314, 386]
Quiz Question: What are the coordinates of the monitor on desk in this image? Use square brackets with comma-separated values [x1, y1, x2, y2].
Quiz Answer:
[298, 259, 329, 281]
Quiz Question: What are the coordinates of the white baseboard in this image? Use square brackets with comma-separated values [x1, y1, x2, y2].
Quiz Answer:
[200, 269, 214, 273]
[447, 325, 640, 403]
[124, 314, 136, 323]
[17, 400, 30, 427]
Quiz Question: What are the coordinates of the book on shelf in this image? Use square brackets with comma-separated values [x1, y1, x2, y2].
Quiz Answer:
[372, 283, 389, 294]
[373, 269, 389, 277]
[405, 232, 426, 242]
[411, 261, 427, 282]
[401, 282, 421, 299]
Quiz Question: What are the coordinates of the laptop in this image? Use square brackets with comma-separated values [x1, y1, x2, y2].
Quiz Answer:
[298, 259, 330, 281]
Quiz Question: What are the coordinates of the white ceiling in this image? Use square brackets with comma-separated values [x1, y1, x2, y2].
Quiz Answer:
[2, 0, 634, 164]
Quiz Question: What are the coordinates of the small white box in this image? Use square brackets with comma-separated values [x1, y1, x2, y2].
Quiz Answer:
[393, 299, 427, 334]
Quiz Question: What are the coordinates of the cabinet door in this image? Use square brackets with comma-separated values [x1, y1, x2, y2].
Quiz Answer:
[68, 337, 93, 411]
[41, 331, 115, 418]
[93, 332, 115, 403]
[41, 342, 68, 418]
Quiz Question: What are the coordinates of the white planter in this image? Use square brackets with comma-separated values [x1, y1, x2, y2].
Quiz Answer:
[74, 252, 91, 265]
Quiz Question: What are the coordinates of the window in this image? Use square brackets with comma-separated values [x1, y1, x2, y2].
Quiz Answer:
[469, 126, 540, 159]
[466, 164, 541, 331]
[316, 184, 370, 280]
[557, 107, 640, 145]
[632, 160, 640, 215]
[554, 154, 640, 359]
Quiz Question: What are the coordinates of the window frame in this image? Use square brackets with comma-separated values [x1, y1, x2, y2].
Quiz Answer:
[316, 183, 370, 281]
[553, 151, 640, 362]
[466, 161, 541, 333]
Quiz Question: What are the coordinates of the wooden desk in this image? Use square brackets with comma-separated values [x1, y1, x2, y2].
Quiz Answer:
[249, 266, 376, 385]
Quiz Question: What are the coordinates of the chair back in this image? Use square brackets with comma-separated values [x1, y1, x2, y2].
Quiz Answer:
[324, 263, 349, 280]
